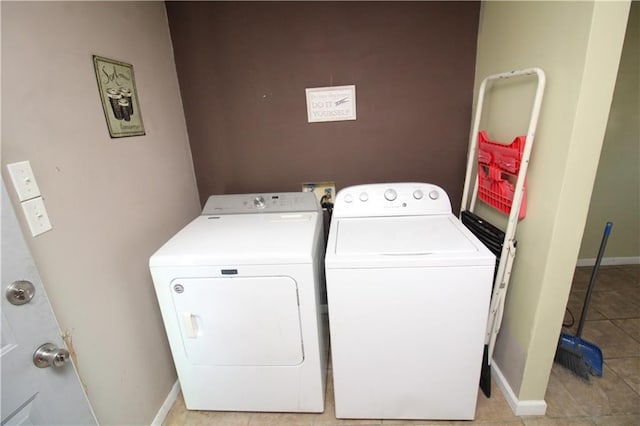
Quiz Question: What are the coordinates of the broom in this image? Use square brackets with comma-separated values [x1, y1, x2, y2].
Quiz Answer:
[554, 221, 612, 379]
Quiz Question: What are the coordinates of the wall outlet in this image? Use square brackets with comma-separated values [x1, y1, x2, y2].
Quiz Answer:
[302, 182, 336, 208]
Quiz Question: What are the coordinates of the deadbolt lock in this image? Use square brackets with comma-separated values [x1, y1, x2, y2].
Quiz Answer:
[6, 280, 35, 305]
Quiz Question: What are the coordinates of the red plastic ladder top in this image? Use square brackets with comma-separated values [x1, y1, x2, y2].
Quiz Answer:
[477, 131, 527, 219]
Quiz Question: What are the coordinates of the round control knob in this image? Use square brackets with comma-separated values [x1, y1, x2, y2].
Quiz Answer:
[384, 189, 397, 201]
[413, 190, 424, 200]
[428, 190, 439, 200]
[253, 196, 266, 209]
[344, 194, 354, 203]
[359, 192, 369, 202]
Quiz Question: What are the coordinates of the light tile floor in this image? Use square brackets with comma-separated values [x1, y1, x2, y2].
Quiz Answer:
[164, 265, 640, 425]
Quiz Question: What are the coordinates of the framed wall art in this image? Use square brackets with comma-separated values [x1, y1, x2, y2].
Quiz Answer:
[93, 55, 145, 138]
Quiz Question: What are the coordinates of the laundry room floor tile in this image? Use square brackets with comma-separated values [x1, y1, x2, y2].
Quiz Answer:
[590, 290, 640, 320]
[382, 421, 523, 426]
[551, 363, 640, 417]
[521, 418, 595, 425]
[566, 291, 607, 325]
[592, 414, 640, 425]
[619, 265, 639, 284]
[163, 393, 188, 426]
[188, 410, 250, 425]
[604, 357, 640, 394]
[580, 320, 640, 359]
[544, 364, 590, 418]
[571, 266, 631, 293]
[474, 381, 522, 422]
[612, 318, 640, 342]
[248, 412, 315, 426]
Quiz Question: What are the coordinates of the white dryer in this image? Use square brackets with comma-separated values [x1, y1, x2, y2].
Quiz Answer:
[150, 192, 327, 412]
[325, 183, 495, 420]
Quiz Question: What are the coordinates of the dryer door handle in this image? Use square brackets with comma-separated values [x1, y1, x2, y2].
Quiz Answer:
[182, 312, 199, 338]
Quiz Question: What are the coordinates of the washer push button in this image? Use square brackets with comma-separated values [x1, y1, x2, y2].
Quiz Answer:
[384, 189, 397, 201]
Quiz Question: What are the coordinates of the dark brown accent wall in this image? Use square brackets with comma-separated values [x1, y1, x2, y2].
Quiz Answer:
[166, 1, 480, 213]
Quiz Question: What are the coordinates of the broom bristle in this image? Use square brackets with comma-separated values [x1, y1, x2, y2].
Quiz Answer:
[554, 345, 591, 381]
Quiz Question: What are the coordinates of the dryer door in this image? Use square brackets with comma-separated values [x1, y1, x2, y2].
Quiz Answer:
[171, 276, 303, 366]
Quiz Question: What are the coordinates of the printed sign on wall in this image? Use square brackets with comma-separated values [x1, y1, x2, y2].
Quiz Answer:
[305, 85, 356, 123]
[93, 55, 145, 138]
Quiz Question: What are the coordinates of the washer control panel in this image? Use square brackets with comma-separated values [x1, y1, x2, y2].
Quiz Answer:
[333, 183, 452, 217]
[202, 192, 319, 215]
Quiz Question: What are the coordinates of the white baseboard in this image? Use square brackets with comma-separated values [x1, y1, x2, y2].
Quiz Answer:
[492, 361, 547, 416]
[576, 256, 640, 267]
[151, 380, 181, 425]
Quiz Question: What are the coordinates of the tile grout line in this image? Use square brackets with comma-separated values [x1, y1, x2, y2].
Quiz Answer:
[609, 318, 640, 345]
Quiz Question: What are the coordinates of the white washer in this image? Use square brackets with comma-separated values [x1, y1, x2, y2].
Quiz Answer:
[325, 183, 495, 420]
[149, 192, 327, 412]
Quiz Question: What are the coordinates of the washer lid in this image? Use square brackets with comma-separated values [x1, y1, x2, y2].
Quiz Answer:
[150, 212, 321, 267]
[327, 214, 494, 268]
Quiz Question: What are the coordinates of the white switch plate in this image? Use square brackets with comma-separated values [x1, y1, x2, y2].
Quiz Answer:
[305, 85, 356, 123]
[7, 161, 41, 202]
[21, 197, 52, 237]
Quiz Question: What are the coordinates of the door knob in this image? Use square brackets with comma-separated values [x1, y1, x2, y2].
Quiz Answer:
[33, 343, 70, 368]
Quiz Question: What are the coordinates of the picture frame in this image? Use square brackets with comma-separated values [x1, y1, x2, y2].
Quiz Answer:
[305, 85, 357, 123]
[93, 55, 145, 138]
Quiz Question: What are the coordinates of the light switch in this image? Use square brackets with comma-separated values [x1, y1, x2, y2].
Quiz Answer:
[7, 161, 41, 202]
[21, 197, 52, 237]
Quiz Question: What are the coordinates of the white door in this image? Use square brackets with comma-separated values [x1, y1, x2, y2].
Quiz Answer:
[1, 181, 97, 425]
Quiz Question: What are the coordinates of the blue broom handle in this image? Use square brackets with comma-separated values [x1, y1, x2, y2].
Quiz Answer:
[576, 221, 613, 338]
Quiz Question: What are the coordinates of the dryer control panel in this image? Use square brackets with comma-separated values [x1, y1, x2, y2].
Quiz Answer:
[202, 192, 319, 215]
[332, 183, 452, 218]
